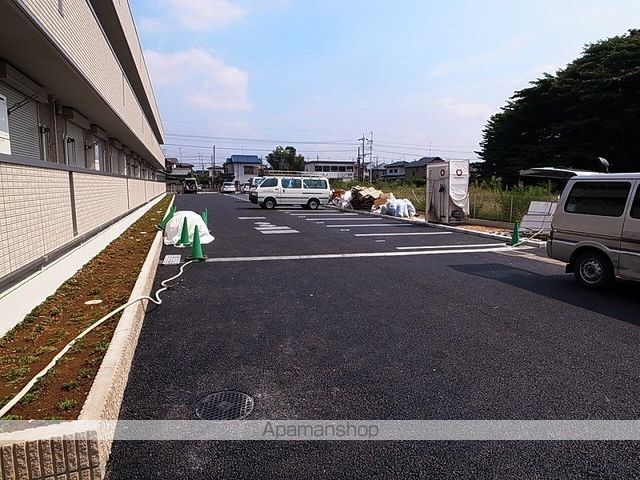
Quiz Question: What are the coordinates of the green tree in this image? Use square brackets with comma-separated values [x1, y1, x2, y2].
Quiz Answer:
[266, 146, 305, 171]
[478, 29, 640, 185]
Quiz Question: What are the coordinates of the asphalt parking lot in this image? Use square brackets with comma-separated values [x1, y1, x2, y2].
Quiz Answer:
[107, 193, 640, 479]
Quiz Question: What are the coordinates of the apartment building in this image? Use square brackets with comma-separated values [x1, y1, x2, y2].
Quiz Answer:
[0, 0, 165, 287]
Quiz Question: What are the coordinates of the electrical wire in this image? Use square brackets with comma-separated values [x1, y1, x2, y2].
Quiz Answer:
[0, 260, 196, 418]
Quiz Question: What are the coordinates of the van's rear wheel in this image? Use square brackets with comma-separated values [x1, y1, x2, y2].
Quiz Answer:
[264, 198, 276, 209]
[574, 251, 614, 289]
[307, 199, 320, 210]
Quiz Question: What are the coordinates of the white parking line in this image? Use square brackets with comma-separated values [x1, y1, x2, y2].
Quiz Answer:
[306, 217, 383, 221]
[238, 216, 266, 220]
[290, 213, 357, 216]
[326, 223, 414, 228]
[354, 232, 452, 237]
[255, 226, 292, 231]
[205, 246, 518, 263]
[260, 230, 301, 235]
[396, 243, 507, 250]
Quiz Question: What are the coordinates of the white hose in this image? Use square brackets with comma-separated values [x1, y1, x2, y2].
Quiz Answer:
[0, 260, 195, 418]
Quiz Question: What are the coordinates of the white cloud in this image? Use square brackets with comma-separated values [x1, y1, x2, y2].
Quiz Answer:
[145, 49, 252, 112]
[142, 0, 248, 31]
[435, 98, 494, 119]
[430, 36, 529, 77]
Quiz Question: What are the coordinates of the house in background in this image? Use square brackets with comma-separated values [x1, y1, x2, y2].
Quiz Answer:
[371, 163, 387, 181]
[164, 158, 194, 191]
[304, 160, 355, 179]
[224, 154, 263, 188]
[404, 157, 444, 180]
[383, 161, 409, 181]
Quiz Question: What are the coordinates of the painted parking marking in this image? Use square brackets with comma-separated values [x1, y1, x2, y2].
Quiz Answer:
[354, 232, 453, 237]
[205, 246, 521, 263]
[255, 226, 292, 231]
[396, 243, 507, 250]
[260, 230, 301, 235]
[289, 213, 357, 216]
[340, 229, 350, 232]
[326, 223, 414, 228]
[238, 216, 266, 220]
[305, 217, 383, 221]
[375, 240, 386, 243]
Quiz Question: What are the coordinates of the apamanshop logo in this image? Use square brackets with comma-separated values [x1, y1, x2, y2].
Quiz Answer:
[263, 421, 379, 439]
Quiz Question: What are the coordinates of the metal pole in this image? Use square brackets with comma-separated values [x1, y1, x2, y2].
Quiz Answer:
[509, 195, 514, 223]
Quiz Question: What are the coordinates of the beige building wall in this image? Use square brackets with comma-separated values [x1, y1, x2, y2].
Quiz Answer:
[0, 161, 164, 281]
[0, 163, 74, 278]
[110, 0, 163, 138]
[18, 0, 163, 165]
[73, 173, 129, 236]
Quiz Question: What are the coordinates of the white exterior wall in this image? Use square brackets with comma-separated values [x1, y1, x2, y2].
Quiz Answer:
[305, 162, 355, 179]
[17, 0, 163, 165]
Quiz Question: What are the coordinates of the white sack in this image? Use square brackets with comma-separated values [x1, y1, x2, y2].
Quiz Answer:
[164, 211, 214, 246]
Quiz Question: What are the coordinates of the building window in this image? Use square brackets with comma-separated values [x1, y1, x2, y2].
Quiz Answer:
[244, 165, 254, 175]
[330, 166, 338, 172]
[322, 165, 330, 172]
[346, 166, 353, 172]
[565, 182, 631, 217]
[338, 166, 346, 172]
[314, 166, 323, 172]
[630, 186, 640, 219]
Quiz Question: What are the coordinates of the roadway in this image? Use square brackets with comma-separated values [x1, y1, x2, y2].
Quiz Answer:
[106, 192, 640, 479]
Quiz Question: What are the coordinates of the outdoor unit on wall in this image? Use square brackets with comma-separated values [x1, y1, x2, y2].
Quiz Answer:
[426, 160, 470, 224]
[0, 94, 10, 155]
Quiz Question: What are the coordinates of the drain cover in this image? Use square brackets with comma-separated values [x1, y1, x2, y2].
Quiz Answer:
[196, 391, 254, 420]
[162, 254, 182, 265]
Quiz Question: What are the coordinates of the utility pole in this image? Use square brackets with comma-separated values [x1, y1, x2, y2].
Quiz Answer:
[211, 144, 216, 188]
[357, 146, 361, 182]
[369, 130, 374, 179]
[358, 133, 368, 182]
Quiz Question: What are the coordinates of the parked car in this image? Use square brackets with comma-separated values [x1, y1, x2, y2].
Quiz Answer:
[249, 176, 330, 209]
[221, 182, 236, 193]
[241, 182, 251, 193]
[547, 173, 640, 289]
[183, 178, 198, 194]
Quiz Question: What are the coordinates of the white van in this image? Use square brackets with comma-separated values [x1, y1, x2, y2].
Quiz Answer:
[249, 176, 331, 209]
[547, 173, 640, 289]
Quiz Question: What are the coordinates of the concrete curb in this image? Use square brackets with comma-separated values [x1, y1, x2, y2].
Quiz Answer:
[0, 195, 172, 480]
[326, 205, 546, 248]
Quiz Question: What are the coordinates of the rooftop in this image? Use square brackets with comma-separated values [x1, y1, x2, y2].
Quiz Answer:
[226, 155, 262, 164]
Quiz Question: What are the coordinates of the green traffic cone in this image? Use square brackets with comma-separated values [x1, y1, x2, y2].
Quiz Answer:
[201, 209, 208, 225]
[178, 217, 191, 246]
[156, 205, 176, 231]
[188, 225, 206, 261]
[511, 222, 520, 246]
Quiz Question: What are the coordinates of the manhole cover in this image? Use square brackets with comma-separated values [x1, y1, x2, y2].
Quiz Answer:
[196, 391, 254, 420]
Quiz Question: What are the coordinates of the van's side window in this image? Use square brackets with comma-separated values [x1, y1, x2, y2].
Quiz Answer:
[631, 186, 640, 219]
[303, 179, 327, 189]
[565, 182, 631, 217]
[282, 178, 301, 188]
[261, 177, 278, 187]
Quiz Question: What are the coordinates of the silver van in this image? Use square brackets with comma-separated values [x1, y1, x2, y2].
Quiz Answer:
[547, 173, 640, 289]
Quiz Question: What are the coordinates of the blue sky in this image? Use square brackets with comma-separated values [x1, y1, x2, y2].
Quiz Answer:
[130, 0, 640, 167]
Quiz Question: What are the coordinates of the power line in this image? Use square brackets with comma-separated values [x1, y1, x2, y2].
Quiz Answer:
[165, 132, 355, 146]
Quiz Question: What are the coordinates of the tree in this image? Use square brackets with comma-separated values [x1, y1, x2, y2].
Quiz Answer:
[478, 29, 640, 185]
[266, 146, 305, 171]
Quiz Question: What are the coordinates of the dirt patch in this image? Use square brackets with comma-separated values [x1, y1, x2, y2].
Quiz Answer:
[0, 195, 172, 420]
[458, 225, 511, 235]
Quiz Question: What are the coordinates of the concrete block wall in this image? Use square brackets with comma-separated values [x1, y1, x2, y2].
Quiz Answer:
[74, 174, 128, 236]
[0, 432, 102, 480]
[0, 163, 73, 278]
[0, 160, 164, 284]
